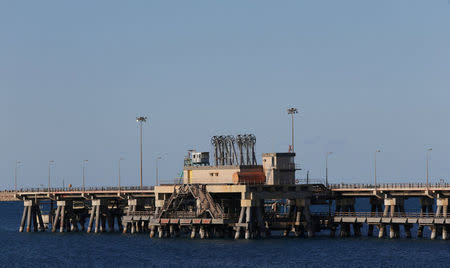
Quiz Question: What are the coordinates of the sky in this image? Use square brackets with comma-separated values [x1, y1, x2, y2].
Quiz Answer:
[1, 1, 450, 189]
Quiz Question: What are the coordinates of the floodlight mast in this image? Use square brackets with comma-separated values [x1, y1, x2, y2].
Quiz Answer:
[136, 116, 148, 189]
[287, 108, 298, 152]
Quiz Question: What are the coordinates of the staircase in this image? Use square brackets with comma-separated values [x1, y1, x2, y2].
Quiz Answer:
[156, 185, 224, 219]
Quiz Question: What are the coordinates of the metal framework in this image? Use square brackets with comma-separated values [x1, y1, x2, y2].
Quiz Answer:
[211, 134, 257, 166]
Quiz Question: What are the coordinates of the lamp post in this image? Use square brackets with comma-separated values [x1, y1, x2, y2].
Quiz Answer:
[326, 152, 333, 187]
[14, 160, 22, 192]
[374, 150, 381, 188]
[48, 160, 55, 192]
[156, 156, 162, 186]
[287, 108, 298, 152]
[136, 116, 148, 189]
[119, 157, 124, 191]
[426, 148, 432, 188]
[82, 160, 88, 191]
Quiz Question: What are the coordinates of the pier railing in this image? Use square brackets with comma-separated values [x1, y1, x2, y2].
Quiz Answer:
[16, 186, 155, 193]
[312, 212, 446, 218]
[329, 182, 450, 189]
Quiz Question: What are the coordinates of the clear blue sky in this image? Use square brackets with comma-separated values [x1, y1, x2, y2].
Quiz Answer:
[1, 1, 449, 188]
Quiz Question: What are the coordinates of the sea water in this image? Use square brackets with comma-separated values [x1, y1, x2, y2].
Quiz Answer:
[2, 201, 450, 267]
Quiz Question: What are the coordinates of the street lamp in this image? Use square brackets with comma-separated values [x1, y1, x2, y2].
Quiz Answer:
[14, 161, 22, 192]
[426, 148, 432, 188]
[136, 116, 148, 189]
[374, 150, 381, 188]
[82, 160, 88, 191]
[119, 157, 125, 191]
[326, 152, 333, 187]
[156, 156, 162, 186]
[48, 160, 55, 192]
[287, 108, 298, 152]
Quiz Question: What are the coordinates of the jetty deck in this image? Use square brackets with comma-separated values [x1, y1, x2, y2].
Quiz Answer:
[6, 183, 450, 240]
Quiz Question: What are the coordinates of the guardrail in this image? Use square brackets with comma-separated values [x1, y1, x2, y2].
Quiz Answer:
[129, 211, 154, 216]
[15, 186, 155, 193]
[329, 182, 450, 189]
[312, 212, 446, 218]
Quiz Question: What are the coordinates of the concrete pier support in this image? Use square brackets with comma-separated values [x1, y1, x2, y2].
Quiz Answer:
[19, 202, 28, 232]
[234, 206, 246, 240]
[191, 226, 197, 239]
[199, 226, 206, 239]
[50, 200, 71, 233]
[368, 197, 383, 236]
[87, 200, 105, 234]
[379, 198, 405, 239]
[418, 197, 434, 238]
[245, 207, 251, 240]
[378, 225, 385, 238]
[335, 198, 356, 237]
[158, 226, 163, 238]
[21, 200, 36, 233]
[434, 198, 448, 240]
[123, 199, 137, 234]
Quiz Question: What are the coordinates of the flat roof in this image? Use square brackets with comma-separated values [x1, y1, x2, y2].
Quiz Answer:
[262, 152, 296, 157]
[183, 165, 262, 170]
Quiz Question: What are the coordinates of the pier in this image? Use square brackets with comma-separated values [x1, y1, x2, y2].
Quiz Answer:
[8, 182, 450, 240]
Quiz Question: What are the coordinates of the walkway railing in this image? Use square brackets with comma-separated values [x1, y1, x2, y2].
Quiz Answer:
[329, 182, 450, 189]
[312, 212, 446, 218]
[16, 186, 155, 193]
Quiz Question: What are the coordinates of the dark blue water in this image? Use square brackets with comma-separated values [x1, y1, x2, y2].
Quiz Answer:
[3, 201, 450, 267]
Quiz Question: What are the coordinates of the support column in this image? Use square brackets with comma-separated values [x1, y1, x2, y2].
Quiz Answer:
[191, 226, 197, 239]
[303, 199, 314, 238]
[437, 198, 448, 240]
[150, 226, 156, 238]
[418, 197, 434, 238]
[294, 199, 303, 237]
[19, 201, 28, 232]
[87, 201, 96, 233]
[199, 225, 205, 239]
[368, 197, 382, 236]
[94, 203, 100, 233]
[245, 206, 251, 240]
[384, 198, 400, 239]
[234, 206, 246, 240]
[52, 205, 61, 232]
[59, 201, 66, 233]
[36, 202, 45, 232]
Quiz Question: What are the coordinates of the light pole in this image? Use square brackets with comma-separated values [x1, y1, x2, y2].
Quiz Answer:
[119, 157, 125, 191]
[136, 116, 148, 189]
[326, 152, 333, 187]
[82, 160, 88, 191]
[426, 148, 432, 188]
[156, 156, 162, 186]
[14, 160, 22, 192]
[287, 108, 298, 152]
[48, 160, 55, 192]
[374, 150, 381, 188]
